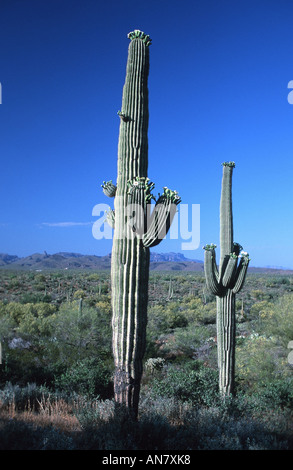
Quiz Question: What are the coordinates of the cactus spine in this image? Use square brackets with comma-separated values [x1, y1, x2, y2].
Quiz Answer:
[104, 30, 180, 417]
[203, 162, 250, 397]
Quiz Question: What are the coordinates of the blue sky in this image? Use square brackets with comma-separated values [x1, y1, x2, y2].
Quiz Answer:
[1, 0, 293, 268]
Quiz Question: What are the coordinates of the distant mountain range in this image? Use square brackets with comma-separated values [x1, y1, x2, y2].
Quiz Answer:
[0, 251, 204, 272]
[0, 251, 292, 273]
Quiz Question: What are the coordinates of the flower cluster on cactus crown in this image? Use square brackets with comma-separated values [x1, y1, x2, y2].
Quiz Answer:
[222, 161, 236, 168]
[127, 30, 152, 46]
[203, 243, 217, 251]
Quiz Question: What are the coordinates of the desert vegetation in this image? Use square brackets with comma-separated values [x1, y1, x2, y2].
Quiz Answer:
[0, 268, 292, 449]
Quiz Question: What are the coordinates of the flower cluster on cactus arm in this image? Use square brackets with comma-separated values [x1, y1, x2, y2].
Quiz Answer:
[127, 177, 156, 204]
[203, 243, 217, 251]
[240, 251, 250, 262]
[158, 187, 181, 205]
[127, 30, 152, 46]
[222, 161, 236, 168]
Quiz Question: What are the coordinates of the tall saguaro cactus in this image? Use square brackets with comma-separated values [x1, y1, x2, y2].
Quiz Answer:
[203, 162, 250, 397]
[102, 30, 180, 417]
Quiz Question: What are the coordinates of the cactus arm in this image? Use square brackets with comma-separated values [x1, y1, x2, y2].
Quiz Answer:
[126, 177, 155, 235]
[203, 244, 223, 296]
[222, 253, 238, 288]
[105, 209, 115, 229]
[232, 252, 250, 294]
[102, 180, 117, 198]
[142, 188, 180, 248]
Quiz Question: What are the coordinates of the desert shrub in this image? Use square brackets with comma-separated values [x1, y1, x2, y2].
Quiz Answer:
[153, 302, 188, 329]
[248, 300, 274, 322]
[182, 405, 289, 450]
[0, 348, 56, 387]
[147, 303, 187, 337]
[2, 302, 56, 330]
[46, 302, 112, 367]
[236, 334, 285, 391]
[258, 293, 293, 348]
[155, 324, 216, 363]
[1, 301, 112, 388]
[254, 377, 293, 409]
[0, 382, 53, 411]
[74, 398, 115, 429]
[54, 357, 113, 399]
[150, 361, 218, 406]
[183, 296, 216, 324]
[172, 324, 215, 359]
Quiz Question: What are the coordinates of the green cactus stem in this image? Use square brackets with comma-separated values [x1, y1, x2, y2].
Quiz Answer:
[106, 30, 180, 418]
[203, 162, 250, 397]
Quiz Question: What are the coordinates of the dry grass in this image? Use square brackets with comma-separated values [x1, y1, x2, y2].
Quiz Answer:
[0, 393, 81, 436]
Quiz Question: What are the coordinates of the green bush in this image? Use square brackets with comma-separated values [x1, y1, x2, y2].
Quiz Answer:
[54, 357, 113, 399]
[150, 362, 218, 406]
[259, 293, 293, 348]
[45, 302, 112, 367]
[255, 378, 293, 409]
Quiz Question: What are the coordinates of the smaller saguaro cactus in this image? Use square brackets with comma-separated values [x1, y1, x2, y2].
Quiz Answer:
[203, 162, 250, 397]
